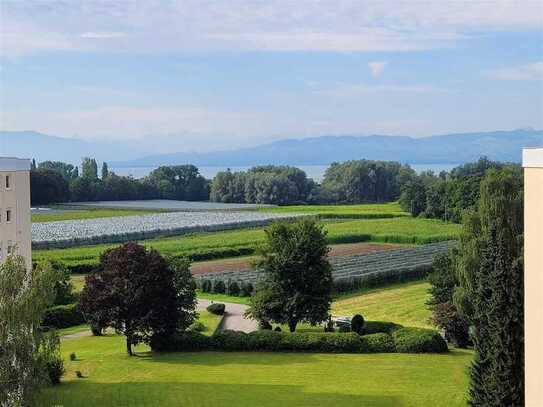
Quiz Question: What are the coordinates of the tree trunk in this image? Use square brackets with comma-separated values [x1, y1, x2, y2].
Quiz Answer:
[126, 336, 133, 356]
[288, 319, 298, 333]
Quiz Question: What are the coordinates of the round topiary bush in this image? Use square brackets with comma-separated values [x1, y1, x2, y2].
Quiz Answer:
[351, 314, 365, 335]
[227, 281, 240, 296]
[212, 280, 226, 294]
[206, 303, 226, 315]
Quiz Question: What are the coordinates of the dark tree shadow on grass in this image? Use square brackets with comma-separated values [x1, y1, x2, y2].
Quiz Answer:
[36, 381, 404, 407]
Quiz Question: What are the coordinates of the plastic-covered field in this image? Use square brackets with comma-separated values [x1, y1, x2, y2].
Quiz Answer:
[62, 200, 274, 211]
[32, 211, 301, 249]
[195, 241, 456, 290]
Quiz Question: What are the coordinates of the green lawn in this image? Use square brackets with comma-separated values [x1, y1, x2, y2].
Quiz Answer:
[194, 310, 223, 335]
[197, 290, 251, 305]
[332, 280, 432, 329]
[36, 334, 472, 407]
[34, 217, 460, 267]
[32, 207, 162, 223]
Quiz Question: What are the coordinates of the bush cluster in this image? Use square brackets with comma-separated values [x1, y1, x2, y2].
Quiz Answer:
[42, 303, 85, 329]
[151, 326, 448, 355]
[199, 279, 253, 297]
[206, 303, 226, 315]
[392, 327, 448, 353]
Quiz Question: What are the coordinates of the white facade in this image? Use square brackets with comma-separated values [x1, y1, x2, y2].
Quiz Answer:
[0, 158, 32, 267]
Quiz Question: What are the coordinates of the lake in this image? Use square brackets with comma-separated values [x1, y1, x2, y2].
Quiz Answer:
[111, 163, 460, 182]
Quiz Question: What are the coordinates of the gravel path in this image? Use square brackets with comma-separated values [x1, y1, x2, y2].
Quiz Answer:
[198, 299, 258, 333]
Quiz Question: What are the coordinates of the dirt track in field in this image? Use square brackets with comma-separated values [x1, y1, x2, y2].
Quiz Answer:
[190, 242, 405, 276]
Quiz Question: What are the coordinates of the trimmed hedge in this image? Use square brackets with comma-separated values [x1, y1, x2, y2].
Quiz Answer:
[151, 327, 447, 354]
[392, 327, 448, 353]
[363, 321, 401, 335]
[206, 303, 226, 315]
[42, 303, 85, 329]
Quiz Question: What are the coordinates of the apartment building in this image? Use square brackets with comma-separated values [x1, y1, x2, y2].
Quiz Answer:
[523, 147, 543, 407]
[0, 157, 32, 267]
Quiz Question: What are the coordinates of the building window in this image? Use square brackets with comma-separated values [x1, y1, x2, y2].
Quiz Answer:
[5, 175, 10, 189]
[7, 241, 13, 255]
[6, 209, 11, 223]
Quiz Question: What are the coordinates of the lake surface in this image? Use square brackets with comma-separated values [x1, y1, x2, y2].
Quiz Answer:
[111, 163, 460, 182]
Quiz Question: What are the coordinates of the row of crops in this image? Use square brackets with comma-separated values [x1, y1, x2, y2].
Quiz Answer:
[196, 241, 456, 293]
[32, 212, 303, 250]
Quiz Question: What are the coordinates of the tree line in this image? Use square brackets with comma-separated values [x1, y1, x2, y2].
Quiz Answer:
[30, 158, 209, 205]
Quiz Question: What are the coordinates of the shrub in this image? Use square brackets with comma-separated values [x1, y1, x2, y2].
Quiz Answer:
[359, 333, 396, 353]
[206, 303, 225, 315]
[363, 321, 401, 335]
[69, 352, 76, 361]
[42, 303, 85, 329]
[274, 326, 282, 332]
[75, 371, 84, 378]
[392, 327, 448, 353]
[213, 330, 250, 351]
[200, 279, 212, 293]
[338, 324, 351, 333]
[240, 282, 254, 297]
[44, 353, 65, 385]
[227, 281, 240, 296]
[150, 331, 213, 352]
[90, 323, 104, 336]
[188, 321, 206, 333]
[212, 280, 226, 294]
[259, 319, 272, 330]
[351, 314, 365, 335]
[324, 316, 335, 333]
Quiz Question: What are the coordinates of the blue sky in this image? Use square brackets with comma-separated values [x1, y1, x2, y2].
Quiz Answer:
[1, 1, 542, 153]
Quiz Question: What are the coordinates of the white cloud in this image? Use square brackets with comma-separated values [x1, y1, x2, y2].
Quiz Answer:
[315, 82, 447, 98]
[80, 32, 126, 39]
[368, 61, 388, 77]
[487, 61, 543, 81]
[1, 1, 542, 56]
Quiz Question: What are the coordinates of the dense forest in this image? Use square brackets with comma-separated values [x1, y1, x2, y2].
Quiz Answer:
[30, 157, 520, 223]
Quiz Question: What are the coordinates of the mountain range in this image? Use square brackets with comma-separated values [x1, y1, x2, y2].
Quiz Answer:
[1, 129, 542, 167]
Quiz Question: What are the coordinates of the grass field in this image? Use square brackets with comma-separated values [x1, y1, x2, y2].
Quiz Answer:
[34, 217, 460, 267]
[261, 202, 408, 218]
[35, 333, 472, 407]
[332, 280, 432, 328]
[32, 207, 162, 223]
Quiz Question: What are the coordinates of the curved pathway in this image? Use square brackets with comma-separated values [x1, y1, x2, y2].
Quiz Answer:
[198, 299, 258, 333]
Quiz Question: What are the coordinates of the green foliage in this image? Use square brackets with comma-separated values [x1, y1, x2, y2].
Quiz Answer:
[211, 166, 315, 204]
[147, 165, 209, 201]
[359, 333, 396, 353]
[69, 352, 76, 361]
[427, 251, 470, 348]
[351, 314, 365, 335]
[392, 327, 448, 353]
[320, 160, 416, 203]
[31, 168, 70, 205]
[206, 303, 225, 315]
[240, 281, 254, 297]
[227, 280, 240, 296]
[82, 157, 99, 180]
[461, 168, 524, 406]
[79, 242, 181, 356]
[42, 303, 85, 329]
[361, 321, 401, 335]
[169, 257, 198, 331]
[247, 219, 332, 332]
[0, 257, 61, 405]
[212, 279, 226, 294]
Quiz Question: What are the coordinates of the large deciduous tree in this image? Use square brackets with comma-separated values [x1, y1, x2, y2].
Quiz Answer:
[247, 219, 332, 332]
[80, 242, 192, 355]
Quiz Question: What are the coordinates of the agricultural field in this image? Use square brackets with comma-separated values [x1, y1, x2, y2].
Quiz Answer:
[33, 217, 460, 268]
[261, 202, 408, 218]
[35, 334, 472, 407]
[194, 241, 456, 291]
[32, 211, 301, 249]
[31, 207, 163, 223]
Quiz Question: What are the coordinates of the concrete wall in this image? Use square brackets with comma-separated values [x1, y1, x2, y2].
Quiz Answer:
[523, 148, 543, 407]
[0, 158, 31, 268]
